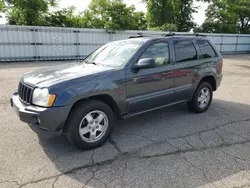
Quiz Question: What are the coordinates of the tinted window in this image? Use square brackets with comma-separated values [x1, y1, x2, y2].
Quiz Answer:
[174, 40, 197, 63]
[197, 40, 216, 59]
[140, 43, 169, 66]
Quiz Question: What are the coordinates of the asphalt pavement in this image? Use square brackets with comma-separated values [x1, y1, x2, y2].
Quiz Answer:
[1, 55, 250, 188]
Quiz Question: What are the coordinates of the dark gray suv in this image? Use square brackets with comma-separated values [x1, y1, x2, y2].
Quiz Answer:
[11, 35, 223, 150]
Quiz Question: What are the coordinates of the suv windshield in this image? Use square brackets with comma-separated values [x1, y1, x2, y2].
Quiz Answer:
[84, 40, 144, 68]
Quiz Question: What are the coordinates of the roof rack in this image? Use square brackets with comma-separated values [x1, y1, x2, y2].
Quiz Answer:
[129, 32, 206, 39]
[195, 33, 206, 37]
[161, 32, 206, 37]
[162, 32, 176, 37]
[129, 33, 148, 39]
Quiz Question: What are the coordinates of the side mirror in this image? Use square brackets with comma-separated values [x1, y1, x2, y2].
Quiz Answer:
[133, 58, 156, 70]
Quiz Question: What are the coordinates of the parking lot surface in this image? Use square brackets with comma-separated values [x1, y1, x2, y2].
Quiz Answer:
[1, 55, 250, 188]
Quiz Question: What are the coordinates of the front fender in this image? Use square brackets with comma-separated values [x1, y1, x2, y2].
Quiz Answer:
[49, 69, 127, 115]
[51, 80, 121, 106]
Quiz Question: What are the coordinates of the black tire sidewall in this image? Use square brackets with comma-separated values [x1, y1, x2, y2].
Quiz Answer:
[189, 82, 213, 113]
[66, 100, 114, 150]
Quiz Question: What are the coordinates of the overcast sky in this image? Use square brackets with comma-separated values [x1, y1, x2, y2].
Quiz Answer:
[0, 0, 208, 25]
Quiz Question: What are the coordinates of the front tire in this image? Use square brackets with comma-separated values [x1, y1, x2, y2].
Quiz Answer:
[187, 82, 213, 113]
[65, 100, 114, 150]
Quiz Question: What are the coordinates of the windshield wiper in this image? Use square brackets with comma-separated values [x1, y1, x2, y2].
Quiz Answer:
[84, 61, 98, 65]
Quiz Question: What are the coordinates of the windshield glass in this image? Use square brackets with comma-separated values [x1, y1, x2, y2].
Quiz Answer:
[84, 40, 144, 68]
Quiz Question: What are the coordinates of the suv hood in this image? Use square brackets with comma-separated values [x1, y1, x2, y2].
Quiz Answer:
[22, 63, 115, 87]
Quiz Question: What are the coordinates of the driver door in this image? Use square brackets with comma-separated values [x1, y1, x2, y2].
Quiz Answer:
[125, 42, 175, 114]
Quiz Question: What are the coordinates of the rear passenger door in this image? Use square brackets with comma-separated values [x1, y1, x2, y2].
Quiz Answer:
[172, 40, 200, 102]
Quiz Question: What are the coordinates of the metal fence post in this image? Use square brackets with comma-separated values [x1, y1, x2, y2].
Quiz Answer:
[6, 25, 10, 61]
[220, 35, 223, 53]
[74, 29, 80, 60]
[108, 30, 115, 42]
[109, 32, 112, 42]
[235, 35, 239, 53]
[30, 27, 38, 61]
[17, 26, 21, 61]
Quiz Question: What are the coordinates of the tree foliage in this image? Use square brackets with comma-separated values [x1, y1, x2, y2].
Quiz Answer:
[0, 0, 4, 11]
[81, 0, 147, 30]
[5, 0, 57, 25]
[149, 23, 177, 32]
[0, 0, 6, 17]
[173, 0, 197, 32]
[2, 0, 250, 33]
[146, 0, 173, 28]
[2, 0, 147, 31]
[145, 0, 196, 32]
[195, 0, 250, 34]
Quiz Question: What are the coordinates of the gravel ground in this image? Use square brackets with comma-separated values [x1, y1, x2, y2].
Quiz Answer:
[1, 55, 250, 188]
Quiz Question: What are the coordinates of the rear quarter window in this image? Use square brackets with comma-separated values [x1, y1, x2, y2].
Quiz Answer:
[174, 40, 198, 63]
[197, 40, 217, 59]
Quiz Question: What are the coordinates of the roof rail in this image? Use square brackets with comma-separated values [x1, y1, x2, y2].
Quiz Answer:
[162, 32, 176, 37]
[195, 33, 206, 37]
[129, 33, 147, 39]
[161, 32, 206, 37]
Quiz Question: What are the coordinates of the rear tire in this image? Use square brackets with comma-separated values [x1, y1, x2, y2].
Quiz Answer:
[65, 100, 114, 150]
[187, 82, 213, 113]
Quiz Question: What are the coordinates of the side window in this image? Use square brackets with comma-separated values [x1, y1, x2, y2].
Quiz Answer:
[197, 40, 216, 59]
[174, 40, 197, 63]
[140, 42, 170, 66]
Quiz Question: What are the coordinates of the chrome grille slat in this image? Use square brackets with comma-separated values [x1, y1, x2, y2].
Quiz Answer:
[23, 86, 27, 101]
[27, 89, 32, 102]
[18, 82, 34, 104]
[21, 84, 24, 99]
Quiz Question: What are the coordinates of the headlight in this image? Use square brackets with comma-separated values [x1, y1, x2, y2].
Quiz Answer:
[32, 88, 56, 107]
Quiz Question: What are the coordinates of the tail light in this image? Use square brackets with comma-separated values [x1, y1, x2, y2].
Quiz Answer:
[218, 59, 223, 73]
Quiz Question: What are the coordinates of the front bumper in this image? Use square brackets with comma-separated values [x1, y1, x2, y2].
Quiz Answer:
[11, 93, 71, 138]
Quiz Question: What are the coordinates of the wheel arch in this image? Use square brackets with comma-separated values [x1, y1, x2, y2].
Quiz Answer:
[199, 76, 217, 91]
[66, 94, 122, 125]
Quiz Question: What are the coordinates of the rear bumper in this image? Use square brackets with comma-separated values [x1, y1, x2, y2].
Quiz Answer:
[216, 74, 223, 89]
[11, 93, 71, 137]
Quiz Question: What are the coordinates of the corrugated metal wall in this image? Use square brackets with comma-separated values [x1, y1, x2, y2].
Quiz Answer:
[1, 25, 250, 62]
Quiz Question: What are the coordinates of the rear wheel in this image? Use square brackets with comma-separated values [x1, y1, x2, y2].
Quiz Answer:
[65, 100, 114, 150]
[187, 82, 213, 113]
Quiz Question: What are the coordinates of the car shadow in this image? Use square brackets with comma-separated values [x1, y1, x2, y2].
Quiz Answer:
[38, 98, 250, 187]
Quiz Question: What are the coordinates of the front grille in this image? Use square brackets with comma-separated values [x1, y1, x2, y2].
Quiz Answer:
[18, 82, 34, 104]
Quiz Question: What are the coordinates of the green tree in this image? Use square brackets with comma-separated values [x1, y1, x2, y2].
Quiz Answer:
[144, 0, 196, 32]
[198, 0, 250, 34]
[0, 0, 6, 17]
[173, 0, 197, 32]
[0, 0, 4, 11]
[4, 0, 57, 25]
[132, 11, 147, 30]
[145, 0, 173, 28]
[232, 0, 250, 33]
[45, 6, 83, 27]
[81, 0, 147, 30]
[2, 0, 147, 30]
